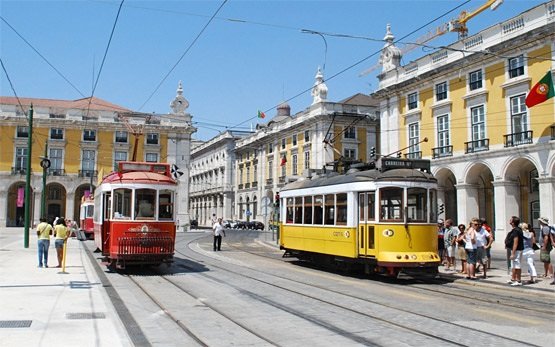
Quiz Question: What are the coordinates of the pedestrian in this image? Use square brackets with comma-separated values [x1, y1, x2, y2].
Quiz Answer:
[480, 218, 493, 269]
[538, 217, 553, 280]
[53, 217, 69, 268]
[444, 219, 457, 271]
[520, 223, 538, 284]
[213, 217, 226, 251]
[456, 224, 467, 274]
[211, 213, 218, 226]
[475, 220, 493, 279]
[437, 219, 446, 266]
[36, 217, 53, 268]
[507, 216, 524, 286]
[463, 218, 479, 280]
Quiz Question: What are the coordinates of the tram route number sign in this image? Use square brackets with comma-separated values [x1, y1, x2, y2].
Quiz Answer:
[379, 158, 430, 172]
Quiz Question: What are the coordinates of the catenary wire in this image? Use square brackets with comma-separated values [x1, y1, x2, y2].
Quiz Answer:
[0, 58, 29, 120]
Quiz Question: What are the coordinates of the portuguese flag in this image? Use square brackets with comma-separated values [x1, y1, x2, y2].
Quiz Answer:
[257, 110, 266, 119]
[525, 71, 554, 108]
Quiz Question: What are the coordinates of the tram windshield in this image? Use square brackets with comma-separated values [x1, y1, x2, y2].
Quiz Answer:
[380, 187, 403, 221]
[407, 188, 427, 222]
[158, 190, 174, 220]
[113, 188, 132, 219]
[135, 189, 156, 219]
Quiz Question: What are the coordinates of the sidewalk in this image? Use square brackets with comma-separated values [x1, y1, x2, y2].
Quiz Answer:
[0, 228, 131, 347]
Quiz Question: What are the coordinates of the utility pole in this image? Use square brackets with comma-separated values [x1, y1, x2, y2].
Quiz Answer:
[23, 105, 34, 248]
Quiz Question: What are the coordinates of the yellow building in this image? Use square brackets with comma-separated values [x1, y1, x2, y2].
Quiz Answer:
[374, 2, 555, 242]
[0, 83, 195, 228]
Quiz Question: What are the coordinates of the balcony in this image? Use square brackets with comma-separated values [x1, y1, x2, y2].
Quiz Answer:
[278, 176, 286, 184]
[504, 130, 533, 147]
[551, 125, 555, 140]
[11, 167, 27, 175]
[79, 170, 97, 178]
[432, 145, 453, 159]
[405, 151, 422, 160]
[252, 181, 258, 188]
[244, 182, 251, 189]
[465, 139, 489, 154]
[238, 183, 244, 190]
[48, 169, 66, 176]
[266, 178, 273, 185]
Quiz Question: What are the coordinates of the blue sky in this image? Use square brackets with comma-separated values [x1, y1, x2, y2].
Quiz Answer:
[0, 0, 546, 140]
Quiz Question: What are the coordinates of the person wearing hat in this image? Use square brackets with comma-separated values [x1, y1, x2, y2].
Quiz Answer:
[538, 217, 554, 280]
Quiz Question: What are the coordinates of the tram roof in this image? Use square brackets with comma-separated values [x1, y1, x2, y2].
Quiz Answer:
[281, 168, 435, 192]
[102, 171, 176, 185]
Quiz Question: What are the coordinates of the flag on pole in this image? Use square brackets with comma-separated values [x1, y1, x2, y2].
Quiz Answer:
[171, 164, 184, 180]
[280, 155, 287, 167]
[525, 71, 554, 108]
[257, 110, 266, 119]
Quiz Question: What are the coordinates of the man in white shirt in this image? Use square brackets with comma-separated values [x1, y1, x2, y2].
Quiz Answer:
[213, 217, 226, 251]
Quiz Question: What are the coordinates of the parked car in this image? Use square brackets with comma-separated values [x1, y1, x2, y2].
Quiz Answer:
[235, 221, 248, 230]
[190, 219, 198, 228]
[247, 221, 265, 230]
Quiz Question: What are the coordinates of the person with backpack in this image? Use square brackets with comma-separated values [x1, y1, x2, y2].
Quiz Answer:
[538, 217, 554, 281]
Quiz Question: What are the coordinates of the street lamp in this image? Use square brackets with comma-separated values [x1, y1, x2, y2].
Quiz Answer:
[39, 149, 51, 219]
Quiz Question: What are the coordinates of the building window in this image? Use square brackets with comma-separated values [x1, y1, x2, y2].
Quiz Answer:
[114, 151, 127, 167]
[344, 126, 356, 139]
[304, 151, 310, 170]
[508, 55, 524, 78]
[292, 134, 297, 147]
[115, 131, 128, 143]
[471, 105, 486, 141]
[253, 163, 257, 182]
[281, 163, 286, 177]
[510, 94, 528, 134]
[409, 122, 420, 154]
[469, 70, 483, 90]
[281, 138, 286, 150]
[344, 148, 356, 159]
[145, 153, 158, 162]
[268, 143, 273, 153]
[16, 126, 29, 138]
[304, 130, 310, 142]
[50, 128, 64, 140]
[246, 166, 250, 183]
[407, 92, 418, 110]
[15, 147, 27, 169]
[435, 82, 447, 101]
[437, 115, 450, 148]
[268, 160, 273, 180]
[239, 168, 243, 184]
[146, 133, 159, 145]
[82, 150, 95, 172]
[292, 154, 298, 175]
[49, 148, 63, 171]
[83, 129, 96, 142]
[49, 113, 65, 119]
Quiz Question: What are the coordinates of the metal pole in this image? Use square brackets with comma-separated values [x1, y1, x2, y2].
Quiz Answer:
[41, 142, 48, 218]
[23, 105, 34, 248]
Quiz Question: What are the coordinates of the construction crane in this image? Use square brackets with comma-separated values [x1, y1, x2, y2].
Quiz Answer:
[117, 112, 152, 162]
[359, 0, 503, 77]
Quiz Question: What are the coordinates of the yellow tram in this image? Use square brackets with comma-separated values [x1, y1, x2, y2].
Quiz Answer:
[278, 158, 441, 276]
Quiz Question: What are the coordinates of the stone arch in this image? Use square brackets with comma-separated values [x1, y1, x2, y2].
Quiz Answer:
[434, 167, 457, 222]
[502, 156, 539, 225]
[45, 182, 67, 223]
[6, 182, 33, 227]
[464, 162, 495, 228]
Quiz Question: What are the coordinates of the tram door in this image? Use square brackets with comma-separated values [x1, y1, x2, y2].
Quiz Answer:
[358, 192, 376, 257]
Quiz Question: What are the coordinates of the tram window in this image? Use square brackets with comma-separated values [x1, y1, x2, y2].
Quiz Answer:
[407, 188, 427, 222]
[135, 189, 156, 219]
[380, 187, 403, 221]
[158, 190, 174, 220]
[314, 195, 323, 224]
[359, 194, 365, 221]
[294, 197, 303, 224]
[303, 196, 313, 224]
[113, 189, 131, 219]
[286, 197, 294, 223]
[324, 194, 335, 225]
[336, 193, 347, 226]
[368, 192, 375, 221]
[429, 189, 438, 223]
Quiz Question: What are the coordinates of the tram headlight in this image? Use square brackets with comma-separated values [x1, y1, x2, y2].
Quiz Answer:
[382, 229, 394, 237]
[411, 255, 417, 260]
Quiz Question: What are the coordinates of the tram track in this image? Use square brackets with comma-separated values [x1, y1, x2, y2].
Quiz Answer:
[176, 233, 542, 347]
[227, 232, 554, 316]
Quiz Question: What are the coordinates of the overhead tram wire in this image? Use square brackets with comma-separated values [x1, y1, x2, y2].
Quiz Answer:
[84, 0, 125, 120]
[226, 0, 472, 132]
[0, 58, 28, 120]
[0, 16, 86, 98]
[137, 0, 229, 112]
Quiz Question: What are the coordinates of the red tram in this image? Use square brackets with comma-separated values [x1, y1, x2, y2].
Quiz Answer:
[93, 161, 177, 270]
[79, 197, 95, 239]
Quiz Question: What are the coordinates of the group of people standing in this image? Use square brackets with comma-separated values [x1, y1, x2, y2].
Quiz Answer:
[437, 216, 555, 286]
[36, 217, 71, 268]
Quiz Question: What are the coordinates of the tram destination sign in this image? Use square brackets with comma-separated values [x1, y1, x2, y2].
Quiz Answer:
[379, 158, 431, 172]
